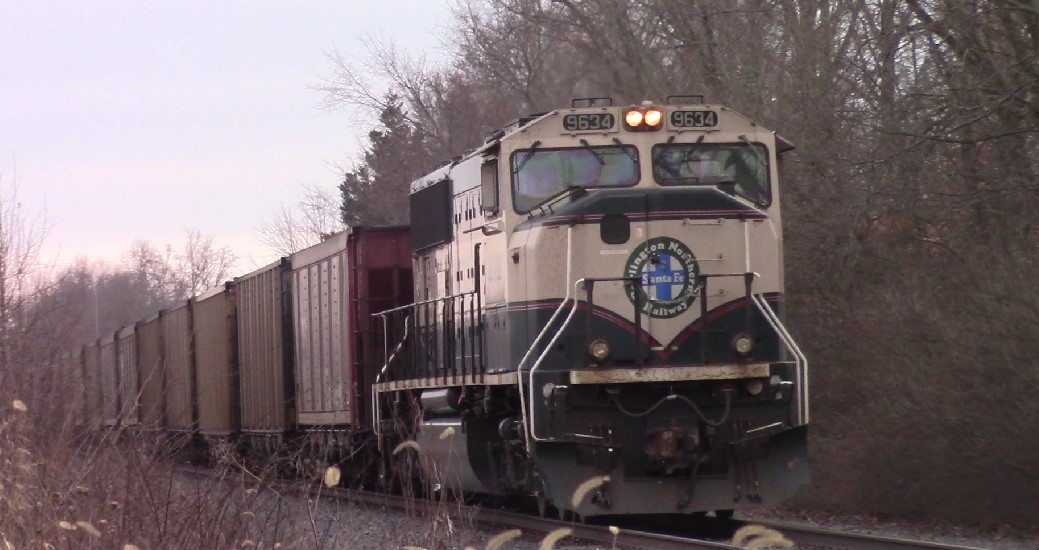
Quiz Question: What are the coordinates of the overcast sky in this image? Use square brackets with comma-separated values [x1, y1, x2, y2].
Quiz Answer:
[2, 0, 453, 272]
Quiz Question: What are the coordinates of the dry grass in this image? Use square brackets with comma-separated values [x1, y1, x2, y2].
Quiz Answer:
[0, 375, 346, 549]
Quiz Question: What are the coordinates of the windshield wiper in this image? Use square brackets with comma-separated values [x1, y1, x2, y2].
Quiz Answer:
[738, 134, 767, 166]
[683, 133, 706, 161]
[514, 140, 542, 174]
[578, 139, 604, 165]
[611, 138, 638, 163]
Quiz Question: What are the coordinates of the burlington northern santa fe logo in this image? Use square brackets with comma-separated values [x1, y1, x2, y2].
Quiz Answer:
[624, 237, 701, 319]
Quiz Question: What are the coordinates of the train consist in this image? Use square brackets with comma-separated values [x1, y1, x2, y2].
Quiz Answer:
[58, 96, 809, 519]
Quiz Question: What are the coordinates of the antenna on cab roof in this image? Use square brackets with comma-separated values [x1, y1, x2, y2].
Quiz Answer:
[571, 97, 613, 108]
[667, 95, 705, 105]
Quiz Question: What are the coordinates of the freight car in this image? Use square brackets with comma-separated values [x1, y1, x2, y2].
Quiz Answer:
[67, 96, 808, 520]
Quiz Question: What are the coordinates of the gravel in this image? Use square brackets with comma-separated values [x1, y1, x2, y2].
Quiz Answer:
[256, 489, 608, 550]
[226, 473, 1039, 549]
[738, 508, 1039, 550]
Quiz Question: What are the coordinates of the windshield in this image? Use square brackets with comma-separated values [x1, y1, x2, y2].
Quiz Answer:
[511, 145, 639, 213]
[652, 143, 771, 206]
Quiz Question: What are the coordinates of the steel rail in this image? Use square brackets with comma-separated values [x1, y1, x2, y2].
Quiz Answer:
[742, 518, 991, 550]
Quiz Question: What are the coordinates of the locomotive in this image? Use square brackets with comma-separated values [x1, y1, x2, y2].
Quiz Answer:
[377, 96, 808, 518]
[62, 96, 808, 520]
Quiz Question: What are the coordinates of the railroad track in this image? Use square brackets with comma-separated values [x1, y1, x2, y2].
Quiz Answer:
[176, 465, 990, 549]
[733, 519, 991, 550]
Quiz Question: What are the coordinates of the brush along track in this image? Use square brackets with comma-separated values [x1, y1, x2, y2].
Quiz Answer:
[175, 465, 988, 549]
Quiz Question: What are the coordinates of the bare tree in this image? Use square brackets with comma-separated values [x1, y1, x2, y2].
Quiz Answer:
[257, 183, 345, 256]
[0, 175, 54, 369]
[122, 229, 237, 305]
[126, 240, 184, 306]
[177, 229, 237, 297]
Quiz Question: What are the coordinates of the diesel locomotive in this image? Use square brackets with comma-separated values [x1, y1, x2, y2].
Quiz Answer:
[62, 96, 808, 520]
[374, 96, 808, 518]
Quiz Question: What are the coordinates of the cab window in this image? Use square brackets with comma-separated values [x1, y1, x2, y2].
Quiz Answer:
[511, 145, 639, 213]
[652, 143, 771, 206]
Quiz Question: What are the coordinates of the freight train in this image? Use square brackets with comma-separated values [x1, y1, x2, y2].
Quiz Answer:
[57, 96, 809, 519]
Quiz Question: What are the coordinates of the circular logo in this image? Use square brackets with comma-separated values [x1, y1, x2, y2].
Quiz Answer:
[624, 237, 701, 319]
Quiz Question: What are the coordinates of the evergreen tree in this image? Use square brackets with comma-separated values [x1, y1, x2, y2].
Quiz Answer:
[340, 93, 433, 227]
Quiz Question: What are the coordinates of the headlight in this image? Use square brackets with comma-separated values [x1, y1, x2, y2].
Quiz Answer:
[733, 334, 754, 355]
[623, 103, 663, 131]
[644, 109, 663, 127]
[587, 338, 611, 363]
[624, 110, 644, 127]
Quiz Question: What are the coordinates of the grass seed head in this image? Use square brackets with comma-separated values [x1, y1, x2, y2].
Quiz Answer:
[323, 466, 341, 488]
[732, 525, 793, 549]
[122, 545, 141, 550]
[392, 440, 422, 455]
[746, 533, 794, 550]
[439, 426, 456, 440]
[569, 475, 610, 508]
[11, 400, 26, 412]
[75, 522, 101, 538]
[485, 528, 522, 550]
[538, 527, 573, 550]
[57, 522, 75, 531]
[731, 524, 770, 546]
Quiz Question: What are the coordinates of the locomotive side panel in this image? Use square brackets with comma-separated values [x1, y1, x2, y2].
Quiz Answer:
[163, 302, 195, 431]
[136, 314, 165, 429]
[236, 259, 293, 434]
[193, 284, 239, 436]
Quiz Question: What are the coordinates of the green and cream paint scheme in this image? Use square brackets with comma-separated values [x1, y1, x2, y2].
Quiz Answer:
[374, 100, 809, 518]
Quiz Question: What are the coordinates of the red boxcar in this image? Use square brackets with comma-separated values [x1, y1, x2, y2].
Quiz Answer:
[288, 227, 411, 450]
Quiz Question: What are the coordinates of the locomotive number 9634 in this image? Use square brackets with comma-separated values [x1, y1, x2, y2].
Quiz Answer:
[562, 113, 615, 132]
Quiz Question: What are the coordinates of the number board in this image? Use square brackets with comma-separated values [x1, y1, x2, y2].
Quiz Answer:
[562, 113, 615, 133]
[670, 110, 718, 128]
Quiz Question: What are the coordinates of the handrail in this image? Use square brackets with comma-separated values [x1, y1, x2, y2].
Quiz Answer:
[372, 314, 410, 435]
[516, 225, 575, 452]
[751, 293, 809, 425]
[373, 289, 478, 317]
[528, 277, 586, 443]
